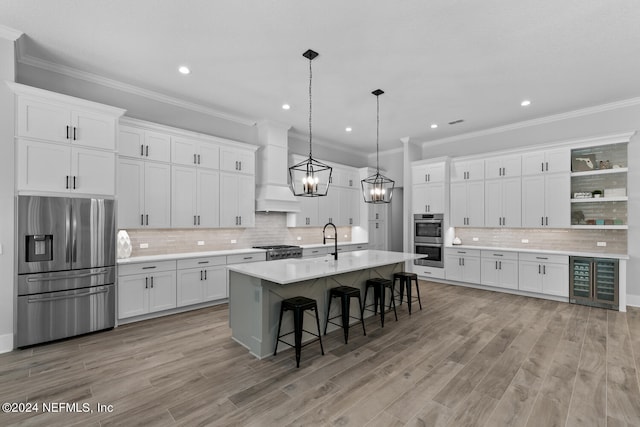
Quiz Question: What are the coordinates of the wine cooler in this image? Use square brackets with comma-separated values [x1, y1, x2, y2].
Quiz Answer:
[570, 257, 619, 310]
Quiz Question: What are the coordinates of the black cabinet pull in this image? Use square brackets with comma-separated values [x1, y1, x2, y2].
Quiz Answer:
[141, 214, 144, 226]
[200, 270, 203, 280]
[140, 144, 144, 156]
[194, 215, 197, 226]
[198, 215, 201, 225]
[73, 127, 77, 140]
[142, 266, 156, 269]
[194, 154, 197, 164]
[204, 270, 207, 280]
[146, 145, 149, 157]
[145, 277, 149, 289]
[150, 276, 154, 288]
[146, 214, 149, 226]
[73, 176, 77, 189]
[66, 175, 69, 189]
[66, 125, 70, 139]
[198, 154, 201, 164]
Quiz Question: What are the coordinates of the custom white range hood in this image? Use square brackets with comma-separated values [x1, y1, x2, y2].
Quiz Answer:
[255, 121, 300, 212]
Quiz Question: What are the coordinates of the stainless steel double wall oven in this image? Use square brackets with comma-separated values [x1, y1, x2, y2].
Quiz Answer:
[16, 196, 116, 347]
[414, 213, 444, 268]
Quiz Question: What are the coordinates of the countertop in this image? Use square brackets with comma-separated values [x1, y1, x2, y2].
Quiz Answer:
[116, 241, 368, 264]
[446, 245, 629, 260]
[227, 250, 415, 284]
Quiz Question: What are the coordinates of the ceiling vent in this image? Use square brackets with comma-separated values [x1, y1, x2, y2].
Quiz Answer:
[448, 119, 465, 125]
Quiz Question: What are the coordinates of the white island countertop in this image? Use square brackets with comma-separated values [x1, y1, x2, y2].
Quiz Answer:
[227, 250, 415, 285]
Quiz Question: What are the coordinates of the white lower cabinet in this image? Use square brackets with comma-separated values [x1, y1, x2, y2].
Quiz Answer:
[118, 261, 177, 319]
[411, 264, 445, 280]
[445, 248, 481, 283]
[177, 256, 227, 307]
[480, 250, 518, 290]
[518, 253, 569, 297]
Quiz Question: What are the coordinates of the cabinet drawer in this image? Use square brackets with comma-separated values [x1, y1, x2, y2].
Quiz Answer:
[480, 250, 518, 261]
[411, 265, 445, 280]
[227, 252, 265, 264]
[303, 247, 329, 257]
[177, 256, 226, 270]
[519, 253, 568, 265]
[445, 248, 481, 258]
[118, 260, 176, 276]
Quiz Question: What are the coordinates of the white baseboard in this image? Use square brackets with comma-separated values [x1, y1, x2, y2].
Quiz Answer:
[0, 333, 13, 354]
[626, 294, 640, 308]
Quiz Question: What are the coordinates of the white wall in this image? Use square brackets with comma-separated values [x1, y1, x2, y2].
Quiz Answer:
[369, 148, 404, 188]
[0, 35, 16, 352]
[419, 104, 640, 304]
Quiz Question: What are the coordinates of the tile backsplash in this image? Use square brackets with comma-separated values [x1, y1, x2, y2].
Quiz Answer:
[123, 212, 353, 257]
[453, 228, 627, 254]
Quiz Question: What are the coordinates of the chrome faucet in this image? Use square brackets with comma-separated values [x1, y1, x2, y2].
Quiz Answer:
[323, 222, 338, 260]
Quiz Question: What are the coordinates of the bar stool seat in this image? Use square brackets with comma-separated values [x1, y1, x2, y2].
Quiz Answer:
[324, 286, 366, 344]
[393, 272, 422, 315]
[274, 296, 324, 368]
[362, 278, 397, 328]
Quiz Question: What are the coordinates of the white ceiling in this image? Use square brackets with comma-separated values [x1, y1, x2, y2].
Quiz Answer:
[2, 0, 640, 153]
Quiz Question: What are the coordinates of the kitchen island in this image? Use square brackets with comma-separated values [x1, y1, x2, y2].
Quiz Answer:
[227, 250, 415, 358]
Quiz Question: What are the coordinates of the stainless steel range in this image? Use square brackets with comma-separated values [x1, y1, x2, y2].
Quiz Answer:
[253, 245, 303, 261]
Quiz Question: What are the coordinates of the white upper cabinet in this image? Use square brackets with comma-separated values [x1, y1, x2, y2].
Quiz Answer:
[484, 177, 521, 227]
[522, 147, 570, 175]
[412, 182, 445, 214]
[172, 136, 220, 169]
[171, 166, 220, 228]
[118, 125, 171, 162]
[450, 180, 484, 226]
[521, 172, 570, 228]
[484, 154, 521, 179]
[220, 173, 255, 227]
[450, 159, 484, 182]
[220, 146, 255, 174]
[412, 162, 445, 184]
[17, 139, 115, 195]
[16, 93, 119, 151]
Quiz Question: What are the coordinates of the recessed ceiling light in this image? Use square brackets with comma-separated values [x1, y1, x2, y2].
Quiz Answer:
[521, 99, 531, 107]
[430, 124, 438, 129]
[345, 127, 352, 132]
[282, 104, 290, 110]
[178, 66, 191, 75]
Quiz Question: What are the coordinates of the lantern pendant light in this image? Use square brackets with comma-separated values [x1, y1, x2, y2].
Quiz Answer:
[289, 49, 333, 197]
[362, 89, 394, 203]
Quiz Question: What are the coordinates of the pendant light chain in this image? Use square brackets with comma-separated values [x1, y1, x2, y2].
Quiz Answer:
[376, 93, 380, 174]
[308, 57, 313, 158]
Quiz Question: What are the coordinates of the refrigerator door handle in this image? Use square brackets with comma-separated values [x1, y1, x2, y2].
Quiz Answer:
[26, 269, 109, 282]
[27, 287, 108, 303]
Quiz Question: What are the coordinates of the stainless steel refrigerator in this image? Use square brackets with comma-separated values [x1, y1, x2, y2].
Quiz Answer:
[570, 256, 619, 310]
[16, 196, 116, 347]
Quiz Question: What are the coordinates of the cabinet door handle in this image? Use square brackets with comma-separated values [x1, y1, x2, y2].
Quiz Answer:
[541, 216, 544, 226]
[545, 162, 549, 171]
[499, 261, 502, 270]
[73, 176, 77, 189]
[146, 145, 149, 157]
[541, 162, 544, 172]
[150, 276, 154, 288]
[140, 144, 144, 156]
[66, 125, 70, 139]
[66, 175, 69, 189]
[198, 215, 200, 225]
[194, 154, 197, 164]
[235, 161, 238, 170]
[545, 216, 549, 226]
[73, 127, 77, 140]
[145, 277, 149, 289]
[495, 261, 498, 269]
[239, 161, 242, 170]
[204, 270, 207, 280]
[462, 258, 465, 266]
[146, 214, 149, 226]
[141, 214, 144, 226]
[200, 270, 203, 281]
[239, 216, 242, 225]
[194, 215, 197, 226]
[538, 264, 541, 274]
[198, 154, 201, 164]
[543, 265, 546, 275]
[459, 258, 461, 266]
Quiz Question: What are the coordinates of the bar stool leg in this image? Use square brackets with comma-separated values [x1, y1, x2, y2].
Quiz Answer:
[274, 305, 285, 356]
[324, 294, 333, 335]
[293, 307, 304, 368]
[406, 277, 412, 315]
[379, 284, 386, 328]
[357, 294, 366, 336]
[389, 284, 398, 321]
[398, 276, 405, 304]
[340, 295, 351, 344]
[314, 305, 324, 355]
[414, 277, 423, 310]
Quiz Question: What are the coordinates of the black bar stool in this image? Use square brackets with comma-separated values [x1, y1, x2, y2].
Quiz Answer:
[362, 278, 397, 328]
[393, 272, 422, 315]
[274, 296, 324, 368]
[324, 286, 366, 344]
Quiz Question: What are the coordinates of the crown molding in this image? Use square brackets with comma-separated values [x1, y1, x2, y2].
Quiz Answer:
[0, 25, 23, 41]
[17, 53, 257, 127]
[421, 97, 640, 148]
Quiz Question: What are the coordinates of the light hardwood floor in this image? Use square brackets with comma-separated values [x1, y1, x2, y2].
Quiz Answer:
[1, 281, 640, 426]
